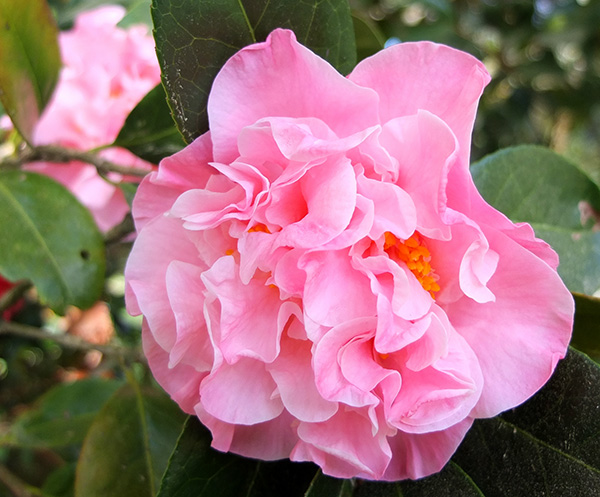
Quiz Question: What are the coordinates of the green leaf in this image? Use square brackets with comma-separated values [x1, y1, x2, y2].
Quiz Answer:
[75, 381, 186, 497]
[113, 84, 184, 164]
[42, 463, 76, 497]
[0, 171, 105, 314]
[352, 13, 385, 62]
[0, 0, 61, 143]
[157, 416, 317, 497]
[352, 463, 483, 496]
[471, 145, 600, 295]
[1, 378, 122, 448]
[117, 0, 152, 28]
[571, 292, 600, 361]
[452, 348, 600, 496]
[152, 0, 356, 143]
[304, 471, 354, 497]
[48, 0, 145, 29]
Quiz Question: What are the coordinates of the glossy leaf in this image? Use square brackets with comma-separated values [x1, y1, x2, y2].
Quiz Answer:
[152, 0, 356, 143]
[471, 145, 600, 295]
[42, 463, 76, 497]
[452, 348, 600, 496]
[352, 13, 385, 62]
[0, 0, 60, 143]
[304, 471, 354, 497]
[353, 463, 483, 496]
[75, 381, 186, 497]
[571, 292, 600, 361]
[113, 84, 184, 164]
[0, 171, 105, 314]
[1, 378, 122, 448]
[157, 416, 317, 497]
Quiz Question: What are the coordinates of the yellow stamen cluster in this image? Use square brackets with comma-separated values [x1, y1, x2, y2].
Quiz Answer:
[247, 223, 271, 234]
[384, 232, 440, 298]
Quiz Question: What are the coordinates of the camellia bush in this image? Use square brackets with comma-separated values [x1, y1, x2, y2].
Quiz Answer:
[1, 0, 600, 496]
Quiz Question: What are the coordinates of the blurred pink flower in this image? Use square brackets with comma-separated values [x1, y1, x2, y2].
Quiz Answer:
[29, 6, 160, 231]
[125, 30, 573, 480]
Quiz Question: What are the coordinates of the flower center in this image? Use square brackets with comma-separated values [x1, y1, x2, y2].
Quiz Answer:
[384, 232, 440, 298]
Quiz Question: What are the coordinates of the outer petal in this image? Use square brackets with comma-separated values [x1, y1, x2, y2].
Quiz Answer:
[132, 133, 214, 231]
[201, 256, 283, 364]
[200, 357, 283, 425]
[125, 215, 204, 350]
[349, 41, 490, 168]
[268, 332, 338, 423]
[142, 322, 202, 415]
[208, 29, 379, 163]
[446, 227, 573, 417]
[292, 408, 393, 480]
[196, 404, 298, 460]
[382, 417, 473, 480]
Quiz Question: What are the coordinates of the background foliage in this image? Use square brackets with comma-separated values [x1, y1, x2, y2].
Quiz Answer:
[1, 0, 599, 496]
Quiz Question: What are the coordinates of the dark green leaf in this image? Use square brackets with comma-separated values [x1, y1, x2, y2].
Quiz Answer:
[158, 416, 316, 497]
[0, 171, 105, 314]
[352, 13, 385, 62]
[113, 84, 184, 164]
[0, 0, 60, 143]
[352, 462, 483, 497]
[471, 145, 600, 295]
[1, 378, 122, 448]
[152, 0, 356, 143]
[42, 463, 76, 497]
[571, 292, 600, 361]
[453, 348, 600, 496]
[75, 381, 186, 497]
[304, 470, 354, 497]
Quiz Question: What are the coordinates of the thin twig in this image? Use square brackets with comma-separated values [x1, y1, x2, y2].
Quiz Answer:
[0, 321, 145, 363]
[104, 213, 135, 244]
[0, 464, 37, 497]
[0, 144, 150, 178]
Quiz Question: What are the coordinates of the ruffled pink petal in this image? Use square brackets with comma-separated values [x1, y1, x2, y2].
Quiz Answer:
[349, 41, 490, 168]
[275, 156, 357, 249]
[125, 215, 203, 350]
[357, 172, 416, 240]
[382, 417, 473, 480]
[142, 322, 202, 415]
[268, 332, 338, 423]
[208, 29, 379, 163]
[201, 256, 283, 364]
[200, 357, 283, 425]
[293, 408, 393, 479]
[301, 250, 376, 328]
[196, 405, 298, 460]
[133, 133, 214, 231]
[447, 226, 573, 418]
[165, 261, 213, 371]
[313, 317, 381, 407]
[378, 110, 460, 239]
[386, 323, 482, 434]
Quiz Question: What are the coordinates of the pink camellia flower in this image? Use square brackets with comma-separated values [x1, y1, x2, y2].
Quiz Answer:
[125, 30, 573, 480]
[28, 6, 160, 231]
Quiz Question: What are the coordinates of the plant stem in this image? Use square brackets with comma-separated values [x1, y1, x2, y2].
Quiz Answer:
[0, 144, 150, 178]
[0, 464, 38, 497]
[0, 321, 145, 363]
